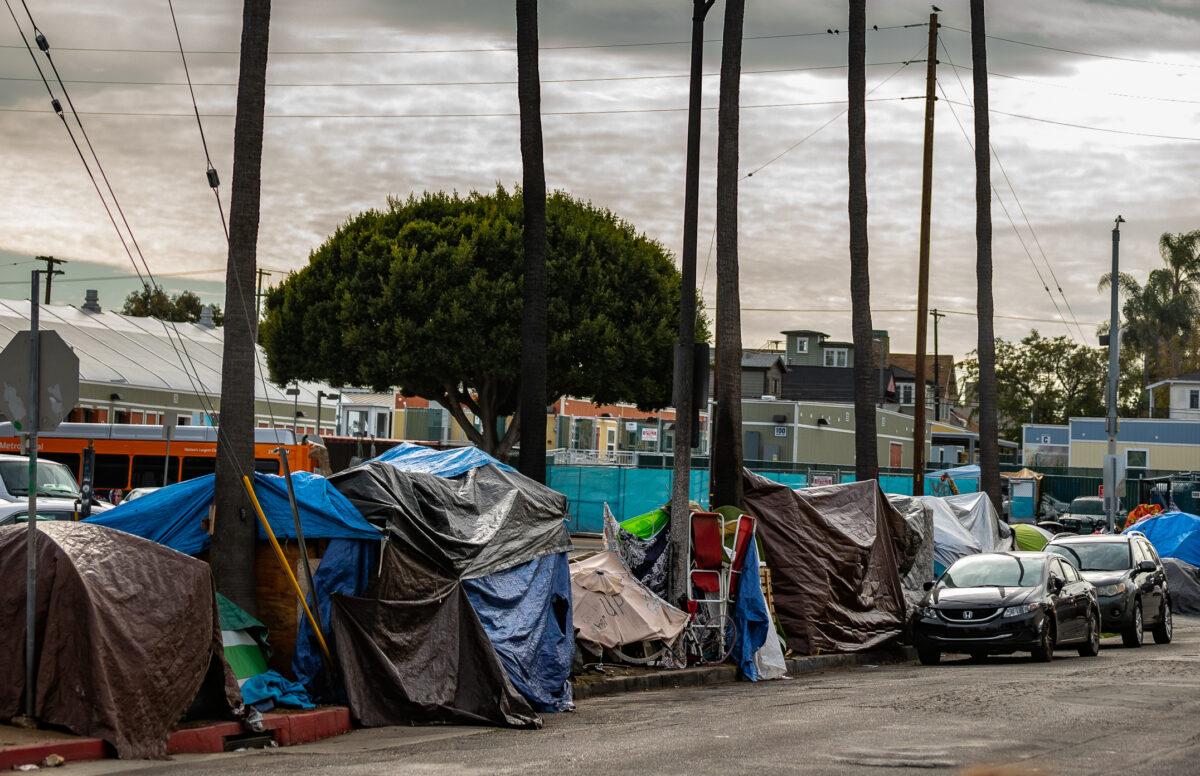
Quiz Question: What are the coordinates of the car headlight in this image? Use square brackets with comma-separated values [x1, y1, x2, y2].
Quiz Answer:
[1095, 582, 1127, 597]
[1002, 603, 1041, 618]
[917, 606, 938, 619]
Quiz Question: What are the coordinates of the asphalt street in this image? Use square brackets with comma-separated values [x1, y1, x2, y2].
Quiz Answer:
[69, 617, 1200, 776]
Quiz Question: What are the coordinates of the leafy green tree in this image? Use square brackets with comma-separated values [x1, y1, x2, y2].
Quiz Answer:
[121, 284, 224, 325]
[261, 187, 705, 455]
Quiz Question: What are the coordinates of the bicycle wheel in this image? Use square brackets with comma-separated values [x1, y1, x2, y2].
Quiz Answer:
[694, 614, 737, 665]
[608, 641, 667, 666]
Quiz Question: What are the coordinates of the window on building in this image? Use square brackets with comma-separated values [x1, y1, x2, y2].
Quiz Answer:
[1125, 449, 1149, 470]
[898, 383, 915, 405]
[1190, 389, 1199, 410]
[823, 347, 848, 368]
[795, 338, 808, 354]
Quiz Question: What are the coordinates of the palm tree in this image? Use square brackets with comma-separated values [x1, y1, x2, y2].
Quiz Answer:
[847, 0, 877, 481]
[970, 0, 1001, 510]
[212, 0, 271, 613]
[710, 0, 746, 508]
[516, 0, 548, 483]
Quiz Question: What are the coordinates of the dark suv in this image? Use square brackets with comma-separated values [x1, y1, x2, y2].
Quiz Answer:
[1045, 534, 1172, 647]
[1058, 496, 1107, 534]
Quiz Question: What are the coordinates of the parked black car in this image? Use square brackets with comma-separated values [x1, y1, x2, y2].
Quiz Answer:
[913, 552, 1100, 665]
[1045, 534, 1173, 647]
[1058, 496, 1108, 534]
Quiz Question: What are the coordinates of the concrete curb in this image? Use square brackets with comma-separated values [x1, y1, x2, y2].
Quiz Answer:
[572, 645, 916, 701]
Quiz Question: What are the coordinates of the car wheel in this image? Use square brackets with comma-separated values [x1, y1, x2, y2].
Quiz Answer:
[1032, 619, 1055, 663]
[917, 646, 941, 666]
[1078, 609, 1101, 657]
[1153, 599, 1173, 645]
[1122, 600, 1144, 648]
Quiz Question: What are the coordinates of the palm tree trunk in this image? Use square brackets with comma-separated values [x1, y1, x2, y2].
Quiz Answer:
[710, 0, 746, 509]
[848, 0, 877, 481]
[212, 0, 270, 613]
[971, 0, 1001, 508]
[515, 0, 548, 483]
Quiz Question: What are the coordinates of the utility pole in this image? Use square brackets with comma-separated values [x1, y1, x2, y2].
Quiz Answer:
[1105, 216, 1125, 532]
[911, 11, 938, 496]
[35, 256, 65, 304]
[22, 270, 41, 722]
[669, 0, 715, 608]
[254, 268, 272, 323]
[931, 308, 945, 422]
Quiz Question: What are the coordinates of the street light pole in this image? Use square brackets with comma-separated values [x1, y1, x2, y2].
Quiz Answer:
[1105, 215, 1125, 532]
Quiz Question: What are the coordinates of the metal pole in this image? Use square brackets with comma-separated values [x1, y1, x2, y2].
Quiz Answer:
[931, 308, 945, 422]
[292, 389, 299, 436]
[275, 447, 318, 617]
[1106, 216, 1124, 531]
[316, 393, 323, 437]
[24, 270, 41, 721]
[162, 423, 173, 486]
[912, 12, 938, 497]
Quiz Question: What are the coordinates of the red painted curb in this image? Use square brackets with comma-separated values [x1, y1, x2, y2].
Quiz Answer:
[0, 738, 108, 770]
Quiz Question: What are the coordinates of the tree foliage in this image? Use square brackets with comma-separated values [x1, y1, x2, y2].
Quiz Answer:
[261, 187, 705, 454]
[121, 284, 223, 325]
[960, 330, 1141, 441]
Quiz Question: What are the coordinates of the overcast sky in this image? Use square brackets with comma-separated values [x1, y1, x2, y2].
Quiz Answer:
[2, 0, 1199, 359]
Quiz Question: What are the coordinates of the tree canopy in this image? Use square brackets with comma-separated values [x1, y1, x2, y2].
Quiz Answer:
[959, 330, 1141, 441]
[121, 284, 223, 325]
[261, 186, 705, 454]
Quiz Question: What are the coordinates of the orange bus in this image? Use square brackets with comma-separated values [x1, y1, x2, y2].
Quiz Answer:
[0, 422, 318, 493]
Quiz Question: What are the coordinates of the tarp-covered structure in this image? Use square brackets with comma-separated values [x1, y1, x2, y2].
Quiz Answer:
[920, 493, 1013, 575]
[743, 473, 909, 655]
[0, 522, 239, 759]
[1163, 558, 1200, 615]
[331, 444, 574, 713]
[887, 495, 936, 606]
[87, 471, 382, 689]
[603, 504, 670, 597]
[1126, 511, 1200, 568]
[571, 550, 687, 649]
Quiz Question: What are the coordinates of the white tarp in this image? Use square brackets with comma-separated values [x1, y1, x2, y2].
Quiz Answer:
[570, 551, 688, 649]
[920, 492, 1013, 573]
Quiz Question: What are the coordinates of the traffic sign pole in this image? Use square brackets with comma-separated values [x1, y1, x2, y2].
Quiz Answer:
[24, 270, 40, 721]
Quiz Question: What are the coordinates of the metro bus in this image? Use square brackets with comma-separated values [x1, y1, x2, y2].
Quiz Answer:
[0, 422, 321, 494]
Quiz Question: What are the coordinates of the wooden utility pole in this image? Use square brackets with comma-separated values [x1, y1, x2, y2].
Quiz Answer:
[35, 256, 66, 304]
[254, 267, 272, 322]
[911, 11, 937, 496]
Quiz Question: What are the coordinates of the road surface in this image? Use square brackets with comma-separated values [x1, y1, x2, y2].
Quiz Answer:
[70, 617, 1200, 776]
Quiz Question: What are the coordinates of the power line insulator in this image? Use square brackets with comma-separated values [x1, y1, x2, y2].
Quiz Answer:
[206, 165, 220, 189]
[51, 98, 63, 115]
[35, 31, 49, 53]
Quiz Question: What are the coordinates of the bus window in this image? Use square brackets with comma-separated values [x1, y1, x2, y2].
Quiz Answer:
[131, 456, 181, 488]
[180, 457, 216, 481]
[94, 454, 131, 490]
[254, 458, 281, 475]
[40, 452, 82, 480]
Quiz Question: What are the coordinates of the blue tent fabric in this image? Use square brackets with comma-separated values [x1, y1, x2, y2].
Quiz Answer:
[240, 670, 315, 711]
[292, 538, 379, 692]
[463, 552, 574, 712]
[928, 464, 980, 479]
[87, 471, 380, 553]
[1126, 511, 1200, 568]
[730, 541, 771, 681]
[373, 442, 514, 478]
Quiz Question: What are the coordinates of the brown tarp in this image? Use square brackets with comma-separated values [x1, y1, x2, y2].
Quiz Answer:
[742, 473, 909, 656]
[0, 522, 239, 759]
[330, 543, 540, 729]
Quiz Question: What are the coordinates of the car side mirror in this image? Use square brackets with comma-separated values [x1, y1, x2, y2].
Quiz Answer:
[1052, 577, 1065, 593]
[923, 581, 935, 592]
[1137, 560, 1156, 573]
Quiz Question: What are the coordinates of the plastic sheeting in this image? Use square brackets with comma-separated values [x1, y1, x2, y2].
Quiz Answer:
[0, 522, 239, 759]
[464, 553, 575, 713]
[1126, 511, 1200, 568]
[743, 474, 909, 656]
[570, 551, 687, 649]
[887, 494, 936, 606]
[331, 543, 540, 729]
[603, 504, 670, 597]
[87, 472, 381, 554]
[373, 441, 515, 478]
[1163, 558, 1200, 615]
[920, 493, 1012, 575]
[731, 540, 771, 680]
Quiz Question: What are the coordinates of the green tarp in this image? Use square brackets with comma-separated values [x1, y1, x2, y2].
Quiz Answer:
[217, 592, 269, 684]
[620, 507, 668, 540]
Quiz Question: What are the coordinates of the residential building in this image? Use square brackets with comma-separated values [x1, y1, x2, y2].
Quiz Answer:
[1023, 418, 1200, 472]
[887, 353, 957, 421]
[1147, 372, 1200, 419]
[1022, 424, 1070, 468]
[737, 351, 788, 399]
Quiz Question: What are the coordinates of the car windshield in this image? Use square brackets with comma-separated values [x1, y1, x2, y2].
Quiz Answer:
[1069, 498, 1105, 516]
[0, 460, 80, 499]
[939, 555, 1046, 589]
[1047, 542, 1131, 572]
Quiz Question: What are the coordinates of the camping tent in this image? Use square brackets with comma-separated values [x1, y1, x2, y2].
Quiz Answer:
[743, 473, 909, 655]
[87, 471, 382, 689]
[1163, 558, 1200, 615]
[331, 444, 575, 713]
[0, 522, 239, 759]
[1012, 523, 1053, 552]
[1125, 511, 1200, 567]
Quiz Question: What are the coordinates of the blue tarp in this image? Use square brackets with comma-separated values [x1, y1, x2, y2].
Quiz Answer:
[373, 442, 514, 478]
[87, 472, 381, 553]
[1126, 511, 1200, 568]
[730, 540, 771, 681]
[240, 670, 315, 711]
[928, 464, 980, 479]
[464, 552, 574, 712]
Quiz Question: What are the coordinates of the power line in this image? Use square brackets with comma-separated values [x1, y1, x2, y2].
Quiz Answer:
[940, 98, 1200, 142]
[733, 305, 1101, 326]
[938, 38, 1087, 343]
[0, 22, 924, 56]
[945, 63, 1200, 106]
[941, 24, 1200, 70]
[0, 60, 918, 88]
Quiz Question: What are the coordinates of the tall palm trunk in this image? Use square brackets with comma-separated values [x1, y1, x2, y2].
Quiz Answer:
[516, 0, 548, 483]
[848, 0, 877, 481]
[971, 0, 1000, 508]
[212, 0, 270, 613]
[710, 0, 746, 509]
